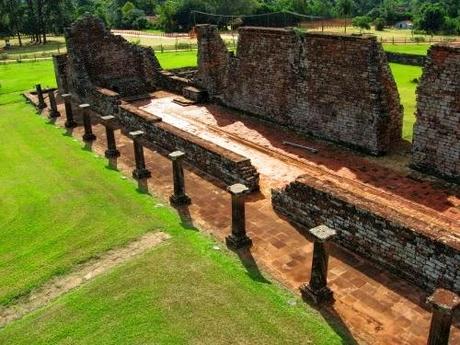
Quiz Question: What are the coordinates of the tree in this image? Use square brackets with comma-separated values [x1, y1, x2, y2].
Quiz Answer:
[416, 2, 446, 34]
[374, 17, 385, 31]
[352, 16, 371, 31]
[336, 0, 354, 33]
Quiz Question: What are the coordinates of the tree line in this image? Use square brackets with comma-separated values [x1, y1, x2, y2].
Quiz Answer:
[1, 0, 459, 46]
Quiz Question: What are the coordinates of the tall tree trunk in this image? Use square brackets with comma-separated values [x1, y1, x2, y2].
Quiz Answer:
[36, 0, 45, 44]
[17, 31, 22, 46]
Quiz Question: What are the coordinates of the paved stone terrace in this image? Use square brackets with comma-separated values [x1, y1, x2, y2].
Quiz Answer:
[28, 92, 459, 345]
[135, 92, 460, 243]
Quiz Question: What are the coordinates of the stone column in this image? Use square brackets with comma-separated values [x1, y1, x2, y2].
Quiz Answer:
[300, 225, 337, 305]
[62, 94, 77, 128]
[225, 183, 252, 250]
[100, 115, 120, 159]
[80, 104, 96, 142]
[36, 84, 46, 109]
[130, 130, 151, 179]
[47, 90, 61, 118]
[168, 151, 191, 206]
[427, 288, 460, 345]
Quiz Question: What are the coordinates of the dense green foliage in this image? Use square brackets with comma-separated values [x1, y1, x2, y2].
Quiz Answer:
[1, 0, 460, 38]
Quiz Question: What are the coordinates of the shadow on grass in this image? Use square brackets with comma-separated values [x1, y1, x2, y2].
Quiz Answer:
[173, 204, 197, 231]
[82, 141, 94, 152]
[62, 128, 74, 137]
[235, 247, 271, 284]
[105, 157, 119, 171]
[136, 178, 150, 194]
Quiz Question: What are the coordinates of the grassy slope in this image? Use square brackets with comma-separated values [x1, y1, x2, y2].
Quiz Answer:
[0, 233, 347, 344]
[0, 62, 347, 344]
[0, 101, 168, 305]
[389, 63, 423, 141]
[0, 61, 56, 104]
[157, 50, 197, 69]
[383, 44, 430, 56]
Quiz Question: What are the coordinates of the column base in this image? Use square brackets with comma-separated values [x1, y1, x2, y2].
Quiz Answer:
[300, 283, 334, 306]
[225, 234, 253, 250]
[65, 120, 78, 129]
[37, 102, 47, 110]
[48, 110, 61, 119]
[105, 149, 121, 159]
[170, 194, 191, 206]
[133, 169, 151, 180]
[82, 133, 96, 142]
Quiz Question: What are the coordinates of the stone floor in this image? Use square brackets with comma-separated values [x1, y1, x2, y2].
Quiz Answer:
[28, 92, 460, 345]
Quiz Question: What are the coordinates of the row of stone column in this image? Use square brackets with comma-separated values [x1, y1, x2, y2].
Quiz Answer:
[42, 86, 460, 345]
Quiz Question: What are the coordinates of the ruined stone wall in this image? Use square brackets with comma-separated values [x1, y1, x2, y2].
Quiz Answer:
[196, 26, 402, 155]
[63, 15, 161, 98]
[385, 52, 426, 66]
[272, 176, 460, 293]
[411, 44, 460, 183]
[116, 103, 260, 191]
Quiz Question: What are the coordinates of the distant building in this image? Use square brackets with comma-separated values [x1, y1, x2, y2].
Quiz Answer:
[394, 20, 413, 29]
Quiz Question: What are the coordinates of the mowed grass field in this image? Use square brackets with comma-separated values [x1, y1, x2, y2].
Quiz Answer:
[383, 43, 430, 56]
[390, 63, 423, 141]
[0, 62, 349, 343]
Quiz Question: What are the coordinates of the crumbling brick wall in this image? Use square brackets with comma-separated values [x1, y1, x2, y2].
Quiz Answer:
[195, 26, 402, 155]
[59, 15, 161, 98]
[272, 176, 460, 293]
[117, 103, 260, 191]
[411, 44, 460, 183]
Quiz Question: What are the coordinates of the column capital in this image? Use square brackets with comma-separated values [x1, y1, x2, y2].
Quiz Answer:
[169, 150, 185, 161]
[100, 115, 116, 122]
[309, 225, 337, 243]
[427, 289, 460, 314]
[129, 130, 144, 138]
[227, 183, 249, 196]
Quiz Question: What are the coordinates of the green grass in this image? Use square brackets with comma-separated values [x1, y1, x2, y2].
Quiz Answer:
[141, 29, 165, 34]
[0, 101, 168, 305]
[0, 61, 348, 344]
[0, 61, 56, 104]
[0, 233, 347, 344]
[156, 50, 197, 69]
[383, 44, 430, 56]
[389, 63, 423, 141]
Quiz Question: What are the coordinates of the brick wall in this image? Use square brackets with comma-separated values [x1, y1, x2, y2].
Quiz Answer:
[272, 176, 460, 293]
[411, 44, 460, 183]
[63, 15, 161, 97]
[195, 26, 403, 155]
[117, 103, 260, 191]
[386, 52, 426, 66]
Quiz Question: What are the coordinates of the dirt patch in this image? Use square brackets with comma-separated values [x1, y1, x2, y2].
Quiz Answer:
[0, 232, 170, 328]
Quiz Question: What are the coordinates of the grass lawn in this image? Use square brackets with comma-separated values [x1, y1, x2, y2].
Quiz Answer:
[383, 44, 430, 56]
[389, 63, 423, 141]
[0, 61, 56, 104]
[157, 50, 197, 69]
[0, 61, 348, 344]
[0, 102, 168, 305]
